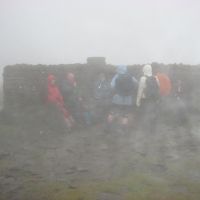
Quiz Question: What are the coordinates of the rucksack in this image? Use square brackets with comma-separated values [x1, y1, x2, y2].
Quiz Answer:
[145, 76, 160, 100]
[115, 74, 135, 96]
[156, 73, 172, 96]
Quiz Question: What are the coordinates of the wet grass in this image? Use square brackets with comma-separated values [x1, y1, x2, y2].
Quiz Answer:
[1, 170, 198, 200]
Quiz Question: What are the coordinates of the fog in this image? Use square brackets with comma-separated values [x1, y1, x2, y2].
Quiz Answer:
[0, 0, 200, 68]
[1, 1, 200, 199]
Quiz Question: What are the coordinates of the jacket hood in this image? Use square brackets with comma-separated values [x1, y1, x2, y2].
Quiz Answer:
[48, 74, 56, 86]
[143, 64, 152, 76]
[48, 74, 55, 81]
[116, 65, 127, 74]
[66, 72, 77, 87]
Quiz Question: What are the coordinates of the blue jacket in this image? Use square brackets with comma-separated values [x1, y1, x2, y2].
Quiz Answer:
[111, 65, 138, 106]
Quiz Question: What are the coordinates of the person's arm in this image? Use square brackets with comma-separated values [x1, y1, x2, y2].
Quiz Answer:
[110, 74, 118, 89]
[136, 76, 146, 107]
[132, 76, 138, 90]
[132, 76, 138, 84]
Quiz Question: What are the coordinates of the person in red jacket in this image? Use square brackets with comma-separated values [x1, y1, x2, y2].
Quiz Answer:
[47, 74, 74, 129]
[48, 74, 64, 105]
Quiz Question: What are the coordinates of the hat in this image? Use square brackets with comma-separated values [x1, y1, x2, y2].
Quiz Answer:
[117, 65, 127, 74]
[143, 64, 152, 76]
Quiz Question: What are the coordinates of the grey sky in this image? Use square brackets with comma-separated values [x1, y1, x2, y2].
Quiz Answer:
[0, 0, 200, 67]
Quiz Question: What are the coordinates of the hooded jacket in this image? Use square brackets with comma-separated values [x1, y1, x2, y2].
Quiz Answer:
[136, 65, 159, 106]
[111, 65, 127, 88]
[47, 74, 64, 106]
[111, 65, 138, 106]
[66, 72, 77, 87]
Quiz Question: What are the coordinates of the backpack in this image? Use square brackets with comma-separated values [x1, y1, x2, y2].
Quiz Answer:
[115, 74, 135, 96]
[145, 76, 160, 100]
[156, 73, 172, 96]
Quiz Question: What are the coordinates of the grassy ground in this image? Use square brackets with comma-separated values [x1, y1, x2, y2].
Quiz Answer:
[0, 107, 200, 200]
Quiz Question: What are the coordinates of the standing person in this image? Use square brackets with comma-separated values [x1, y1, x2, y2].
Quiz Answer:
[61, 72, 77, 108]
[62, 72, 101, 127]
[172, 79, 192, 129]
[136, 64, 160, 133]
[111, 65, 138, 108]
[156, 71, 172, 97]
[155, 68, 172, 122]
[60, 72, 83, 125]
[94, 73, 111, 101]
[47, 74, 74, 129]
[94, 73, 112, 122]
[106, 65, 138, 129]
[173, 79, 197, 151]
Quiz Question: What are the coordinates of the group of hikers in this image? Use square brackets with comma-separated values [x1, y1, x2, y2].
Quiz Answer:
[47, 64, 188, 133]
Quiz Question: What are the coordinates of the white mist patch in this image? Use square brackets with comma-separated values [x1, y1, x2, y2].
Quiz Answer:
[0, 67, 3, 110]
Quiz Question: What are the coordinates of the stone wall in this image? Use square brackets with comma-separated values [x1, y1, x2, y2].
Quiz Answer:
[3, 63, 114, 108]
[3, 62, 200, 111]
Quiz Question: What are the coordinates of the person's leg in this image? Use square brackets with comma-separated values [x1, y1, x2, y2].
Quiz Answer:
[137, 99, 149, 132]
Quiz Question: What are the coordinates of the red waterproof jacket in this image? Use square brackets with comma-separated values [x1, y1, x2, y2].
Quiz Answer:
[47, 75, 70, 119]
[47, 75, 64, 105]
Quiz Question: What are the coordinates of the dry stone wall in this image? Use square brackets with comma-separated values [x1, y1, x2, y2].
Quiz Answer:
[3, 62, 200, 111]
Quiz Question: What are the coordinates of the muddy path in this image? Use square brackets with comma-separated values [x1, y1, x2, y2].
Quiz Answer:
[0, 109, 200, 200]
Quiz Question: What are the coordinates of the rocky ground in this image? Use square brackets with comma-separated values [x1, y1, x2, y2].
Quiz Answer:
[0, 105, 200, 200]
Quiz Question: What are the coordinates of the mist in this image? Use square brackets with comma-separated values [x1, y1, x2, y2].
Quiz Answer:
[0, 0, 200, 67]
[1, 1, 200, 200]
